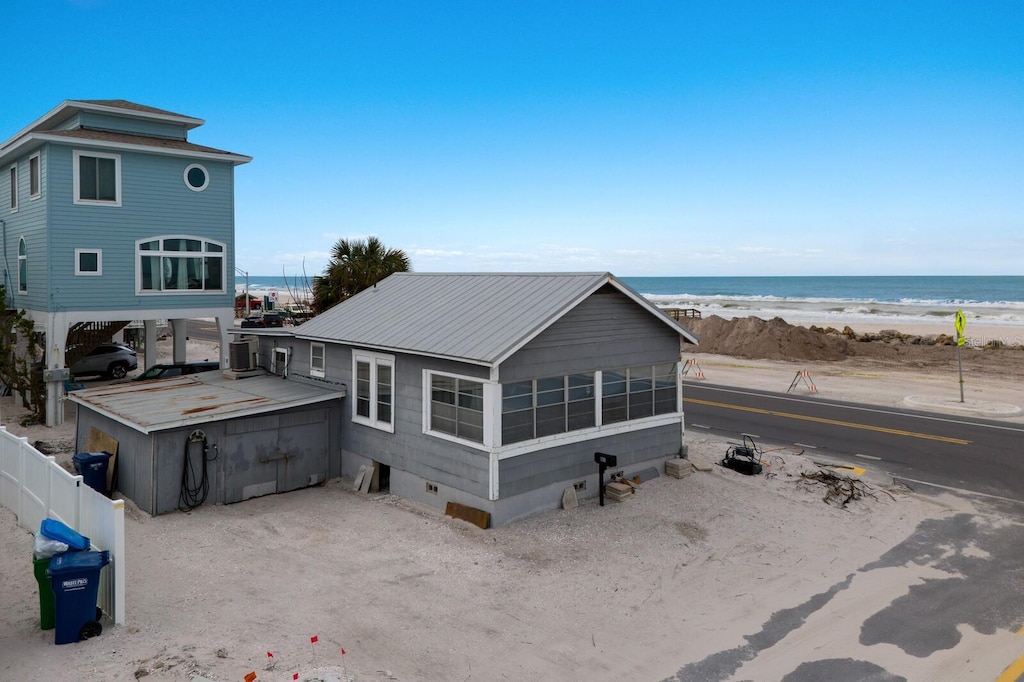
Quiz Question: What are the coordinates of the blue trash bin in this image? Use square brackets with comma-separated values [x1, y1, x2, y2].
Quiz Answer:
[48, 550, 109, 645]
[39, 518, 91, 551]
[72, 452, 111, 495]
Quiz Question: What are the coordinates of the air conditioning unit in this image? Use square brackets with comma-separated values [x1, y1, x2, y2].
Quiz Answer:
[229, 338, 257, 371]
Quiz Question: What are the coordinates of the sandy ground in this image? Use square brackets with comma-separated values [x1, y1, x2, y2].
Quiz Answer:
[0, 321, 1022, 681]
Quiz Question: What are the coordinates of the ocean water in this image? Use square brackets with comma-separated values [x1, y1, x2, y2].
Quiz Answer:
[621, 276, 1024, 330]
[239, 274, 1024, 330]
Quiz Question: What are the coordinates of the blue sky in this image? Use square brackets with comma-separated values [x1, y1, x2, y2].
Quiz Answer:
[2, 1, 1021, 277]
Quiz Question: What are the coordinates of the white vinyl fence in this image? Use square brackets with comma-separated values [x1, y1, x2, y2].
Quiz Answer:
[0, 426, 125, 624]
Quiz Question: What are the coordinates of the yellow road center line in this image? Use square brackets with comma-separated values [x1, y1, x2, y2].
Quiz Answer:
[684, 398, 972, 445]
[997, 653, 1024, 682]
[827, 464, 868, 475]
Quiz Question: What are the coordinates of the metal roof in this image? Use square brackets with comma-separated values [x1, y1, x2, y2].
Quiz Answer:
[69, 372, 345, 434]
[295, 272, 697, 366]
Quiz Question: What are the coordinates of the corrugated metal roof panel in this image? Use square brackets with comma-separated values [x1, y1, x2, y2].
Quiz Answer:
[296, 272, 615, 365]
[69, 373, 345, 434]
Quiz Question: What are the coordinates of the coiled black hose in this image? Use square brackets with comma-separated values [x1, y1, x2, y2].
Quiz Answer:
[179, 430, 216, 512]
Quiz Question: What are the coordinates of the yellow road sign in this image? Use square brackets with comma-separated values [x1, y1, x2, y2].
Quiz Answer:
[955, 309, 966, 347]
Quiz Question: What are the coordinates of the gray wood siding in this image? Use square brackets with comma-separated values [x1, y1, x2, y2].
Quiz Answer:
[498, 422, 682, 497]
[75, 410, 157, 512]
[326, 343, 491, 498]
[255, 336, 491, 497]
[78, 112, 187, 139]
[40, 143, 235, 312]
[499, 287, 681, 382]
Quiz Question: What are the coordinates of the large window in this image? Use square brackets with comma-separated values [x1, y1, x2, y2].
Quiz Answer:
[429, 373, 484, 444]
[137, 236, 225, 293]
[502, 365, 676, 445]
[603, 364, 677, 425]
[73, 150, 120, 205]
[502, 373, 596, 445]
[354, 352, 394, 431]
[17, 238, 26, 293]
[310, 342, 325, 378]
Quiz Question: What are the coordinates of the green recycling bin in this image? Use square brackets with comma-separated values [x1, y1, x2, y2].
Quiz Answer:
[33, 556, 56, 630]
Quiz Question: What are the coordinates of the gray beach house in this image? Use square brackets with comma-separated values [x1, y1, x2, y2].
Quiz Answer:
[70, 271, 697, 524]
[276, 271, 697, 525]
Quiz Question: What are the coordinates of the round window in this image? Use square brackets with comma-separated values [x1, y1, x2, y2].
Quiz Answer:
[183, 164, 209, 192]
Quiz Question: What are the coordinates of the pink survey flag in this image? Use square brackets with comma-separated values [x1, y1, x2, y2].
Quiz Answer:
[310, 635, 318, 644]
[267, 651, 274, 658]
[292, 674, 299, 681]
[341, 648, 346, 655]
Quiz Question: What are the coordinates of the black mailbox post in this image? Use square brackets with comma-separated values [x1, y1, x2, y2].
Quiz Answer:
[595, 452, 618, 506]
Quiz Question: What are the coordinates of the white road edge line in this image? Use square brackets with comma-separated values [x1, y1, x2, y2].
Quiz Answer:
[794, 443, 818, 449]
[855, 453, 882, 460]
[896, 477, 1024, 505]
[693, 385, 1024, 433]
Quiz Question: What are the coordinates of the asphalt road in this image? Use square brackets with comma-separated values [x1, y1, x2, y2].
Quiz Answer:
[185, 318, 223, 343]
[672, 383, 1024, 681]
[683, 383, 1024, 502]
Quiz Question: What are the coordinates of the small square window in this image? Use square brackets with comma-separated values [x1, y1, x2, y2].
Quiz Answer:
[75, 249, 102, 276]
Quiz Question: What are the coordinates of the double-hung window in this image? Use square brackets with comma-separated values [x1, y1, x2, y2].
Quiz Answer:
[429, 373, 484, 444]
[73, 151, 120, 205]
[353, 352, 394, 431]
[137, 236, 225, 293]
[310, 343, 326, 378]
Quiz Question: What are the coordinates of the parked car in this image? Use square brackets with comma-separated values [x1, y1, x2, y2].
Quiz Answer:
[280, 302, 313, 323]
[69, 343, 139, 379]
[240, 311, 284, 328]
[133, 361, 221, 381]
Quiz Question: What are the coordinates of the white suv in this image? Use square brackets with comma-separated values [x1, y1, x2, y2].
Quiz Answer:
[70, 343, 139, 379]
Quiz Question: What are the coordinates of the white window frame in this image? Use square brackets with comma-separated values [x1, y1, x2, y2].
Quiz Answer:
[183, 163, 209, 192]
[74, 248, 103, 276]
[423, 370, 491, 449]
[29, 153, 40, 199]
[9, 164, 17, 212]
[310, 342, 326, 378]
[352, 351, 395, 433]
[272, 347, 290, 377]
[73, 150, 121, 206]
[135, 235, 226, 294]
[17, 237, 26, 293]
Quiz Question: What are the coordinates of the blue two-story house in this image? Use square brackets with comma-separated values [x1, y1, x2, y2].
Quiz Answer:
[0, 100, 251, 425]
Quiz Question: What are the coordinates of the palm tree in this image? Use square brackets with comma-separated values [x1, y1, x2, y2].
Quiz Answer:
[312, 236, 411, 313]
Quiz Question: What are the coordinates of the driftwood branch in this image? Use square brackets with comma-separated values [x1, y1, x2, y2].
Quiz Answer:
[800, 470, 876, 508]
